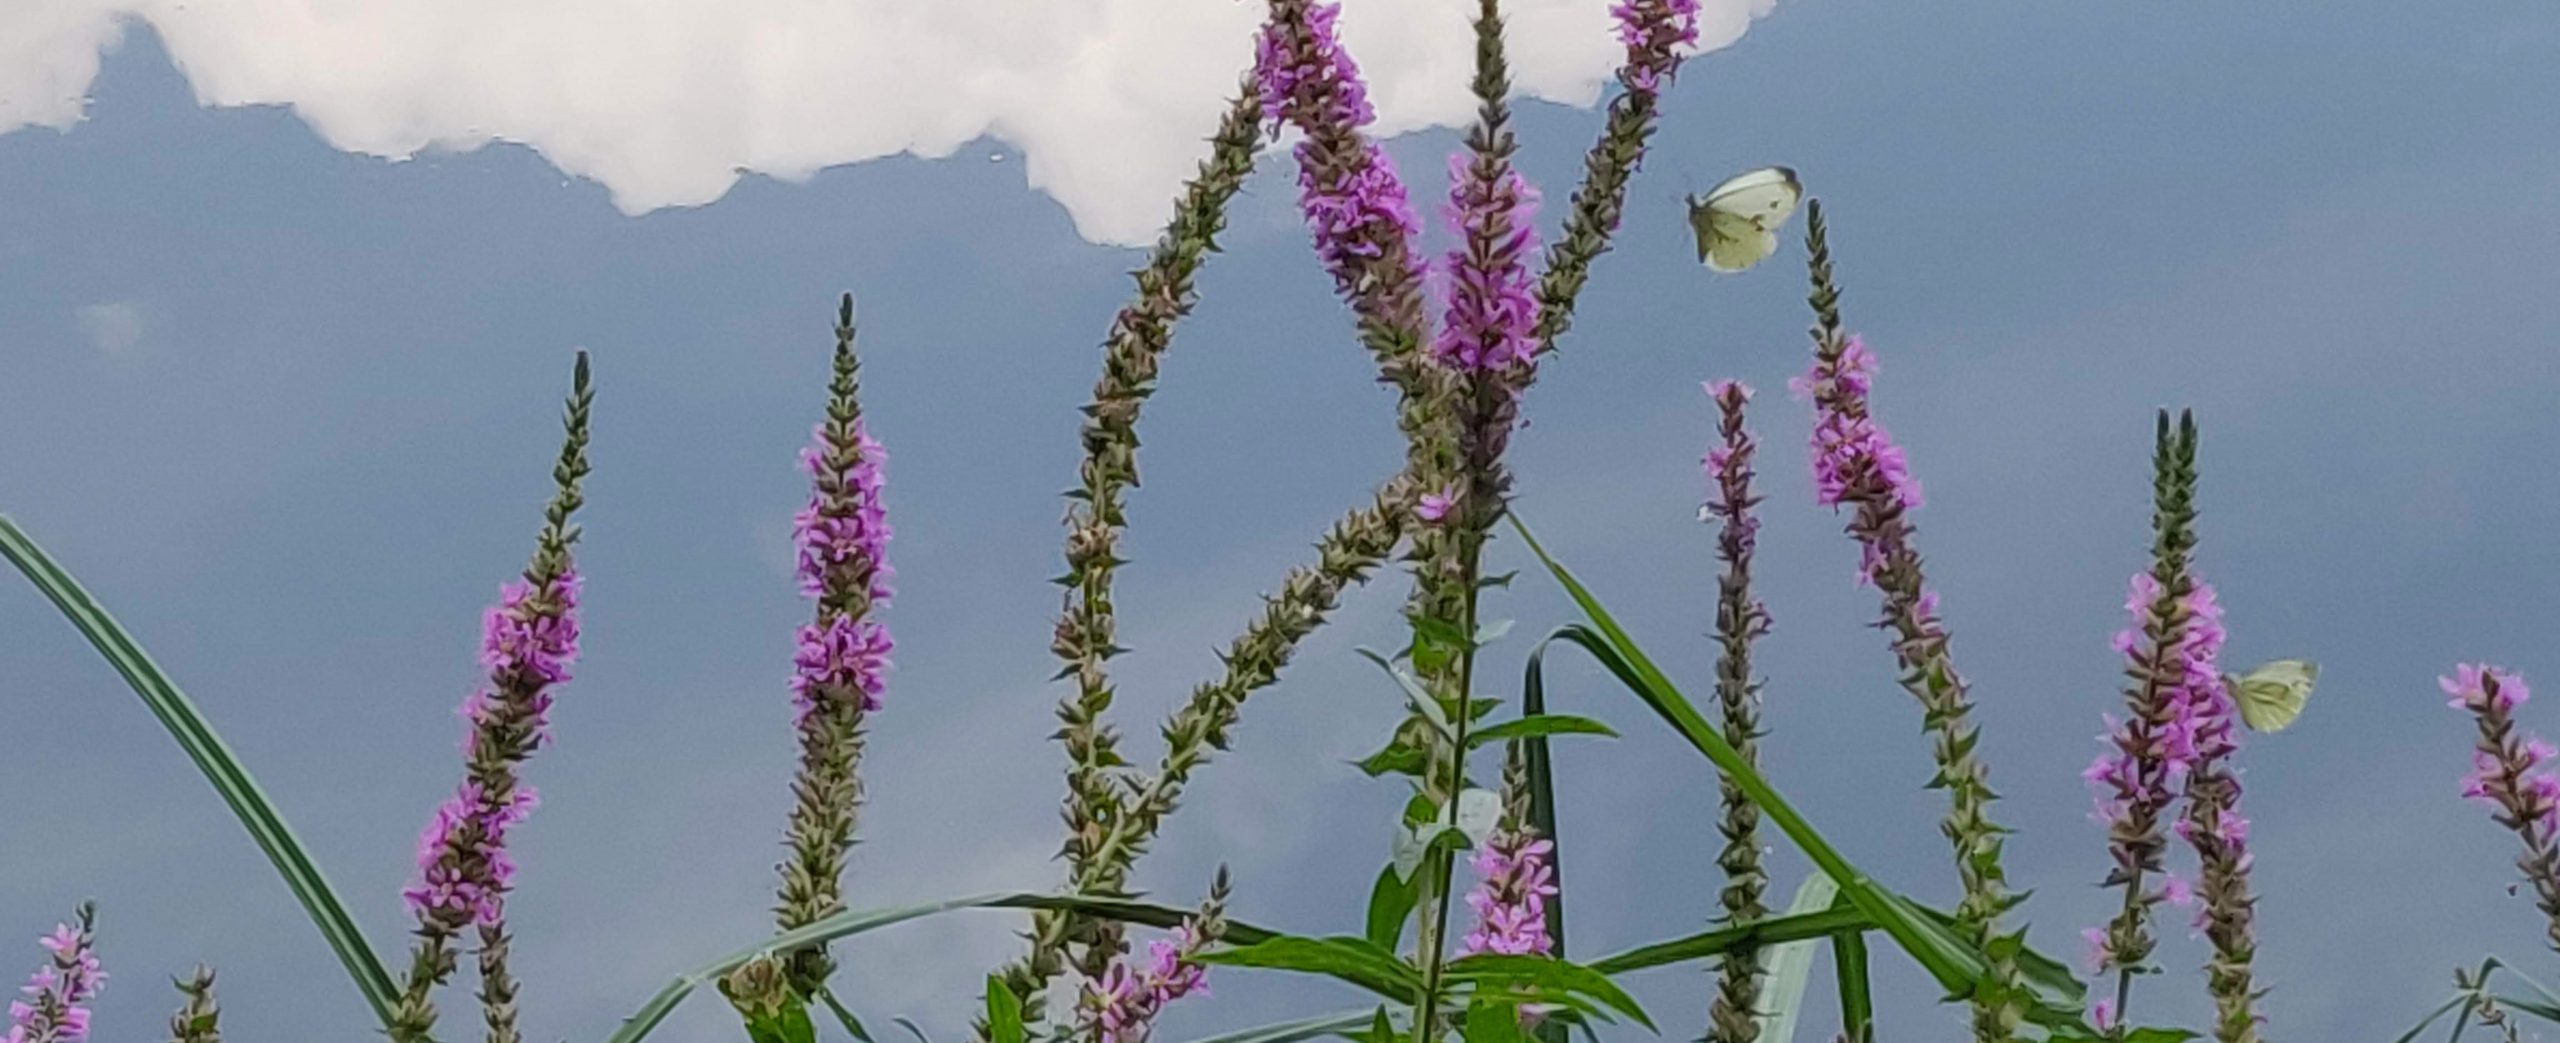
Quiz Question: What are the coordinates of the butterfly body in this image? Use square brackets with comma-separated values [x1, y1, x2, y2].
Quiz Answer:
[1687, 166, 1803, 273]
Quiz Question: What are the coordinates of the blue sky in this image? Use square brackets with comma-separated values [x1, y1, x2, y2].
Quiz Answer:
[5, 2, 2560, 1041]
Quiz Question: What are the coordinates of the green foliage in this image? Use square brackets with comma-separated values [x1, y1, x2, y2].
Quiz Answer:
[0, 515, 400, 1032]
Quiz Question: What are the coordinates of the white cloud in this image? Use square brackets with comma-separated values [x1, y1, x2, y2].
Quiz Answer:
[74, 299, 144, 355]
[0, 0, 1770, 245]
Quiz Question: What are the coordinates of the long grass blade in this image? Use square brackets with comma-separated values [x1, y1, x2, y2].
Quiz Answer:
[609, 891, 1348, 1043]
[1587, 908, 1872, 976]
[1507, 516, 2092, 1033]
[0, 514, 400, 1029]
[1162, 1009, 1382, 1043]
[1522, 639, 1569, 1043]
[1829, 903, 1873, 1043]
[1750, 876, 1838, 1043]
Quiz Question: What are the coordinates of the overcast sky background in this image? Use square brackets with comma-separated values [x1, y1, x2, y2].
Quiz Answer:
[5, 2, 2560, 1042]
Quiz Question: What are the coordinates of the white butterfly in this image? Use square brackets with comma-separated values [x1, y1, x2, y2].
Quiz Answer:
[1686, 166, 1803, 273]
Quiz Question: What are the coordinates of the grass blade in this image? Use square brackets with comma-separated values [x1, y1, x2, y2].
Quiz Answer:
[1751, 876, 1838, 1043]
[609, 891, 1361, 1043]
[1162, 1009, 1381, 1043]
[1521, 645, 1566, 1043]
[1587, 908, 1873, 976]
[1507, 516, 2093, 1034]
[0, 514, 400, 1029]
[1829, 904, 1873, 1043]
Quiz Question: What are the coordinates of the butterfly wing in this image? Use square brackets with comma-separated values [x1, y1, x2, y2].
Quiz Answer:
[1693, 166, 1803, 273]
[1702, 210, 1779, 273]
[2233, 659, 2318, 733]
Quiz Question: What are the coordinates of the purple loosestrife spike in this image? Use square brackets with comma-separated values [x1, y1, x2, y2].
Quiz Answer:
[1531, 0, 1701, 356]
[2169, 574, 2263, 1043]
[2445, 665, 2560, 957]
[994, 86, 1302, 1033]
[394, 353, 591, 1043]
[1077, 872, 1227, 1043]
[7, 904, 101, 1043]
[1401, 4, 1543, 1037]
[2086, 411, 2205, 1028]
[1796, 202, 2024, 1043]
[164, 965, 221, 1043]
[1701, 380, 1771, 1043]
[1461, 830, 1559, 957]
[776, 295, 897, 997]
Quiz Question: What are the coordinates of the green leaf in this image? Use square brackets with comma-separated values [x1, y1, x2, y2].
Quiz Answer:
[0, 516, 400, 1031]
[1443, 955, 1653, 1031]
[1358, 648, 1452, 738]
[1194, 936, 1423, 995]
[890, 1017, 933, 1043]
[2389, 995, 2469, 1043]
[1752, 876, 1840, 1043]
[815, 988, 874, 1043]
[2122, 1029, 2200, 1043]
[1829, 904, 1873, 1043]
[1162, 1009, 1387, 1043]
[1365, 865, 1420, 953]
[1354, 739, 1429, 779]
[1465, 716, 1618, 747]
[739, 993, 819, 1043]
[1519, 645, 1568, 1043]
[986, 975, 1026, 1043]
[1586, 907, 1873, 975]
[1463, 1000, 1530, 1043]
[1508, 516, 2094, 1036]
[611, 891, 1295, 1043]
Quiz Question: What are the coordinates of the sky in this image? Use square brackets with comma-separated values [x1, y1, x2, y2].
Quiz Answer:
[3, 2, 2559, 1042]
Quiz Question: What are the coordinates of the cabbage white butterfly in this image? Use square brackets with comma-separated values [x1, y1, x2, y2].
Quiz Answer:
[2226, 659, 2317, 733]
[1686, 166, 1803, 273]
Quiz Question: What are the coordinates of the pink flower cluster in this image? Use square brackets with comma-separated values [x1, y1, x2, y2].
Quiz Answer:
[1609, 0, 1703, 92]
[1463, 829, 1559, 956]
[405, 784, 540, 927]
[2086, 574, 2230, 823]
[1432, 155, 1542, 375]
[1083, 926, 1210, 1043]
[793, 420, 894, 603]
[6, 918, 101, 1043]
[1792, 335, 1921, 516]
[404, 568, 581, 926]
[791, 419, 894, 722]
[2446, 665, 2560, 830]
[1254, 2, 1424, 306]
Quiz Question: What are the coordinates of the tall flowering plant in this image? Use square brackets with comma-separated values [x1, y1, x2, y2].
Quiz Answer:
[394, 352, 591, 1043]
[771, 294, 897, 1000]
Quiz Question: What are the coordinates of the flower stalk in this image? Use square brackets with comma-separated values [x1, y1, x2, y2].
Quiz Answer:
[2084, 410, 2207, 1029]
[1701, 379, 1770, 1043]
[394, 352, 591, 1043]
[990, 80, 1276, 1032]
[164, 966, 221, 1043]
[1795, 202, 2024, 1042]
[1076, 872, 1228, 1043]
[2175, 578, 2259, 1043]
[775, 294, 897, 997]
[2447, 664, 2560, 956]
[8, 903, 102, 1043]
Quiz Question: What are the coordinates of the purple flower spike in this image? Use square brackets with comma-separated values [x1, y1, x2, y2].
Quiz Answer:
[391, 352, 590, 1043]
[1610, 0, 1703, 93]
[2446, 664, 2560, 958]
[7, 906, 101, 1043]
[1433, 152, 1542, 379]
[1462, 829, 1559, 956]
[1080, 901, 1223, 1043]
[1253, 1, 1426, 331]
